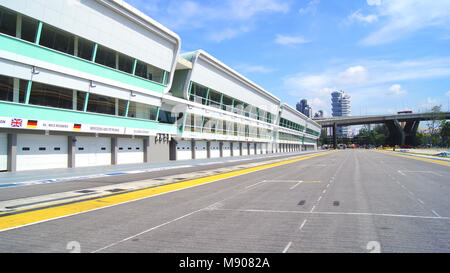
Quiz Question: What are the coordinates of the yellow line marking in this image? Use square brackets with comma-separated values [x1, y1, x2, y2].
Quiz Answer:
[375, 150, 450, 166]
[0, 151, 337, 232]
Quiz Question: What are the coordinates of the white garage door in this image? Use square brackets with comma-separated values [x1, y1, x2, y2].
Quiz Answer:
[241, 142, 248, 156]
[256, 143, 261, 154]
[249, 143, 255, 155]
[0, 133, 7, 171]
[17, 134, 68, 171]
[210, 141, 220, 158]
[194, 140, 207, 159]
[75, 136, 111, 167]
[232, 142, 240, 157]
[262, 143, 267, 154]
[222, 142, 231, 157]
[176, 140, 192, 161]
[117, 138, 144, 165]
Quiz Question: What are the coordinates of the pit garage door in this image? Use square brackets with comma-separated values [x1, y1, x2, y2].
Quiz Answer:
[75, 136, 111, 168]
[210, 141, 220, 158]
[262, 143, 267, 154]
[176, 140, 192, 161]
[17, 134, 68, 171]
[241, 142, 248, 156]
[249, 143, 255, 155]
[117, 138, 144, 165]
[0, 133, 7, 171]
[232, 142, 240, 156]
[222, 142, 231, 157]
[256, 143, 261, 154]
[194, 140, 207, 159]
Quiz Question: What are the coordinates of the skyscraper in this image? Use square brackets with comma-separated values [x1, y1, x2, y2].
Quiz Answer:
[296, 99, 312, 118]
[331, 90, 351, 137]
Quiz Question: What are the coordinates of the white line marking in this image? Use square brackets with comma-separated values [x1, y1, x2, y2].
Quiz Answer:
[282, 242, 292, 253]
[310, 205, 316, 213]
[92, 208, 203, 253]
[213, 208, 450, 220]
[322, 189, 327, 194]
[326, 184, 330, 188]
[398, 170, 406, 176]
[299, 219, 308, 230]
[289, 181, 303, 190]
[417, 198, 425, 205]
[245, 181, 265, 189]
[431, 210, 441, 217]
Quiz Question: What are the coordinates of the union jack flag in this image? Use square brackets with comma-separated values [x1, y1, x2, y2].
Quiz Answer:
[11, 118, 23, 128]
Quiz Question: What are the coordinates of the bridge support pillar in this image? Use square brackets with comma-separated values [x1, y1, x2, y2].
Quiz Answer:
[333, 123, 337, 149]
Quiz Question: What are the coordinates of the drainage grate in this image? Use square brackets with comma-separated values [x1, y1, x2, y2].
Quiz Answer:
[107, 188, 126, 193]
[76, 190, 97, 194]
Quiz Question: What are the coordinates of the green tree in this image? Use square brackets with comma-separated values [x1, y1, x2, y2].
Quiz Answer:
[440, 121, 450, 147]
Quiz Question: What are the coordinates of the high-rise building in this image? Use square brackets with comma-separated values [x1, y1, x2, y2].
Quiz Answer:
[314, 110, 324, 118]
[296, 99, 312, 118]
[331, 90, 351, 137]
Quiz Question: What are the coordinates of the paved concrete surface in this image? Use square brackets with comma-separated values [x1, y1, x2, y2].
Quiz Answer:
[0, 149, 448, 253]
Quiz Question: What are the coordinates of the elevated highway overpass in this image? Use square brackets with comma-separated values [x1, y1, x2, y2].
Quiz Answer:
[314, 112, 450, 147]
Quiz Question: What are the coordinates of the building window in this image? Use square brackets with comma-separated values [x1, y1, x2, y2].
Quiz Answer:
[76, 37, 94, 61]
[39, 24, 74, 55]
[127, 101, 158, 120]
[0, 6, 16, 37]
[0, 6, 38, 43]
[29, 82, 74, 110]
[118, 53, 134, 74]
[95, 45, 116, 69]
[87, 93, 126, 116]
[20, 14, 38, 43]
[158, 109, 179, 124]
[0, 74, 27, 103]
[135, 61, 166, 84]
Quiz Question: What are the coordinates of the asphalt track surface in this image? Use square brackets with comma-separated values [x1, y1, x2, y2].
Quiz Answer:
[0, 149, 448, 253]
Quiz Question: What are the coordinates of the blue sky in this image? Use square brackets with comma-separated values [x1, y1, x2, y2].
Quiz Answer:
[126, 0, 450, 119]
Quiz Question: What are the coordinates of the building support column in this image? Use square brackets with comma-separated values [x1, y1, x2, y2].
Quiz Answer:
[333, 123, 338, 149]
[68, 136, 76, 168]
[7, 133, 17, 172]
[144, 136, 151, 163]
[111, 136, 118, 165]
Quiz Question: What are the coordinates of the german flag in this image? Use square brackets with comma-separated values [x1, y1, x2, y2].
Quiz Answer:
[73, 123, 82, 131]
[27, 120, 38, 128]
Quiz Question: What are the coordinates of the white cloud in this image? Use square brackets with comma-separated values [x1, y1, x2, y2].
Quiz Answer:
[208, 26, 251, 43]
[386, 84, 407, 96]
[299, 0, 320, 15]
[283, 57, 450, 115]
[336, 66, 369, 85]
[360, 0, 450, 46]
[348, 10, 378, 23]
[446, 90, 450, 97]
[366, 0, 381, 6]
[234, 63, 275, 74]
[275, 34, 310, 45]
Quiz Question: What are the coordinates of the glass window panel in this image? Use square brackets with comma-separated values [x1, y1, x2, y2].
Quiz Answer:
[135, 61, 166, 84]
[39, 24, 74, 55]
[21, 15, 38, 43]
[29, 82, 74, 110]
[77, 37, 94, 61]
[127, 101, 158, 120]
[0, 75, 27, 103]
[0, 6, 17, 37]
[75, 90, 86, 111]
[118, 53, 134, 74]
[87, 93, 117, 115]
[95, 45, 116, 69]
